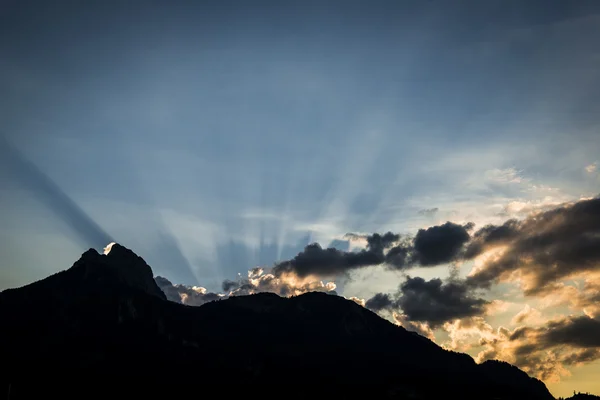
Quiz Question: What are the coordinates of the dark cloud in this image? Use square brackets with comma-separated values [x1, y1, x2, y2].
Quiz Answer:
[396, 277, 489, 329]
[412, 222, 472, 266]
[0, 135, 113, 249]
[222, 279, 238, 292]
[561, 349, 600, 366]
[365, 276, 489, 329]
[384, 244, 410, 268]
[364, 293, 393, 311]
[366, 232, 400, 254]
[274, 224, 475, 278]
[161, 196, 600, 302]
[272, 242, 386, 278]
[463, 219, 520, 259]
[479, 314, 600, 382]
[508, 326, 531, 341]
[542, 315, 600, 348]
[465, 197, 600, 293]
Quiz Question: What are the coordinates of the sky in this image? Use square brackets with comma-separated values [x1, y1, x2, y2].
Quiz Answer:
[1, 1, 600, 397]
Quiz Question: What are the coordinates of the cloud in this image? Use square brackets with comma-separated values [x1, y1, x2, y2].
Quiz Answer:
[511, 305, 544, 326]
[365, 293, 393, 311]
[226, 267, 337, 297]
[542, 315, 600, 348]
[585, 162, 597, 173]
[443, 316, 496, 352]
[273, 222, 474, 278]
[364, 232, 401, 254]
[465, 197, 600, 294]
[271, 242, 386, 278]
[392, 312, 436, 340]
[463, 219, 520, 259]
[155, 276, 223, 306]
[156, 266, 337, 305]
[561, 349, 600, 367]
[347, 197, 600, 384]
[155, 197, 600, 383]
[497, 198, 566, 218]
[0, 135, 113, 249]
[395, 277, 489, 329]
[412, 222, 472, 266]
[476, 314, 600, 382]
[484, 167, 525, 184]
[365, 276, 489, 329]
[348, 296, 365, 307]
[272, 231, 414, 278]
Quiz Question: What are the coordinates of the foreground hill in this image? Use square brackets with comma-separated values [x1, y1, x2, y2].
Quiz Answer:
[563, 394, 600, 400]
[0, 243, 553, 399]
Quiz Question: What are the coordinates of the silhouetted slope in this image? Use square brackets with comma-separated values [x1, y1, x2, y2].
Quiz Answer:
[564, 394, 600, 400]
[0, 244, 554, 400]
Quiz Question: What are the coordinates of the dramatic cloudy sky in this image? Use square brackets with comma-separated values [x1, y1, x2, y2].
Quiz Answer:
[1, 1, 599, 397]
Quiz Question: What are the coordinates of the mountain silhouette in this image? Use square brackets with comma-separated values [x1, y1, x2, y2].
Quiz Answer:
[564, 395, 600, 400]
[1, 243, 555, 399]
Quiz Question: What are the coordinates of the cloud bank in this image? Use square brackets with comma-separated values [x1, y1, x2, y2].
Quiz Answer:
[154, 196, 600, 385]
[475, 313, 600, 382]
[156, 267, 337, 306]
[272, 222, 474, 278]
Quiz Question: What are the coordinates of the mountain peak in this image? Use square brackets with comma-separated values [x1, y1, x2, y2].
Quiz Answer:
[102, 242, 139, 260]
[103, 242, 117, 255]
[72, 242, 166, 300]
[80, 247, 100, 259]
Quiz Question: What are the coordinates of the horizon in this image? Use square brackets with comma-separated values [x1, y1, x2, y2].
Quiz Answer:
[1, 1, 600, 397]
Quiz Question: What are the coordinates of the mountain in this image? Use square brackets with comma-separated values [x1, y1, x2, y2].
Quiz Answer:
[563, 395, 600, 400]
[0, 243, 554, 400]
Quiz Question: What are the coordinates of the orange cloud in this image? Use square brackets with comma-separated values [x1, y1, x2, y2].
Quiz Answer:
[392, 312, 436, 340]
[511, 305, 545, 326]
[476, 314, 600, 383]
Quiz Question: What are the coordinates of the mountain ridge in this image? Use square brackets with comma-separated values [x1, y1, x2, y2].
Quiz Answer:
[0, 243, 555, 399]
